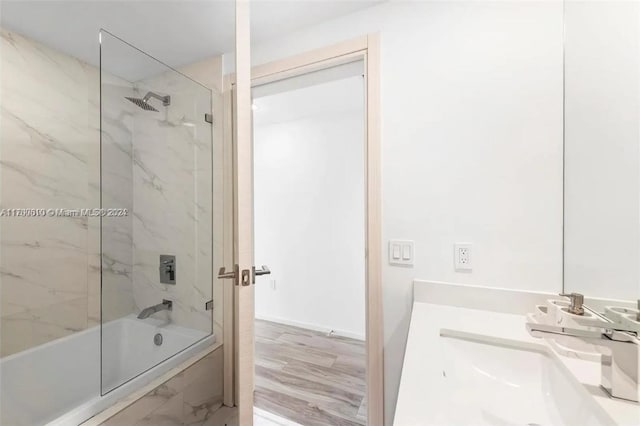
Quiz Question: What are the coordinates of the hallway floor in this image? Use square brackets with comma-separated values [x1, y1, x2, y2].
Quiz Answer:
[254, 319, 366, 426]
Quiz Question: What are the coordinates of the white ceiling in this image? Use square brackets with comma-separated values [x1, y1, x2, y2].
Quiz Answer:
[0, 0, 381, 72]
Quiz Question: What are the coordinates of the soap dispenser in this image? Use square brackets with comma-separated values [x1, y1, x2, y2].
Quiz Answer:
[560, 292, 584, 316]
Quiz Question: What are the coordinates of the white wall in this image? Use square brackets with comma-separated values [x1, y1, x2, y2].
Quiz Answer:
[253, 76, 366, 340]
[564, 1, 640, 301]
[246, 2, 564, 424]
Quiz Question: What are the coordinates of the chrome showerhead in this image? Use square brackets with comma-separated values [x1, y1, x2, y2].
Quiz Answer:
[125, 96, 159, 112]
[125, 91, 171, 112]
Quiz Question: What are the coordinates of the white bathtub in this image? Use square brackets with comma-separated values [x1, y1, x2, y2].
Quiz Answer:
[0, 315, 214, 426]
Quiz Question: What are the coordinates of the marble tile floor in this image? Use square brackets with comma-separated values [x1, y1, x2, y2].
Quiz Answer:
[254, 319, 366, 426]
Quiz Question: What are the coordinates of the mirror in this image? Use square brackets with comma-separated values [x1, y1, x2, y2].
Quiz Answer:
[563, 0, 639, 331]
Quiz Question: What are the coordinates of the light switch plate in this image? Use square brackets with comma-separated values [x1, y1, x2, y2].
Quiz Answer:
[389, 240, 414, 266]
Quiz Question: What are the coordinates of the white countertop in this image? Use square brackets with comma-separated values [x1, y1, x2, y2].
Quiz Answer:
[393, 291, 640, 426]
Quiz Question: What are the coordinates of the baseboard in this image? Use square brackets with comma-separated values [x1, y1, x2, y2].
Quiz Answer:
[255, 314, 365, 341]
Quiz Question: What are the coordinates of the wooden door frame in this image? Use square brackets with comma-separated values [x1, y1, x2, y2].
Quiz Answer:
[226, 29, 384, 425]
[229, 2, 255, 425]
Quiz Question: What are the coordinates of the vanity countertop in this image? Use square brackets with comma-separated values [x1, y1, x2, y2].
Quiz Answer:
[393, 281, 640, 426]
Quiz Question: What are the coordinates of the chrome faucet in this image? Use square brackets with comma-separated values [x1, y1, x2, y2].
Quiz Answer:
[526, 322, 639, 402]
[137, 299, 173, 319]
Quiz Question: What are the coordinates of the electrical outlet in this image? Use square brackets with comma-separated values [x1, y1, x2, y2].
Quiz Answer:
[454, 243, 472, 271]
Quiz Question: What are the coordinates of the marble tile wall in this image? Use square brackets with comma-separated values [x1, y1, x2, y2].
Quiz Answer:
[125, 66, 214, 333]
[99, 69, 137, 325]
[99, 346, 234, 426]
[0, 28, 141, 356]
[0, 27, 222, 360]
[0, 28, 99, 356]
[177, 56, 226, 346]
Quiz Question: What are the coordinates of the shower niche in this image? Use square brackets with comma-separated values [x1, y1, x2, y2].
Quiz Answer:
[99, 30, 215, 394]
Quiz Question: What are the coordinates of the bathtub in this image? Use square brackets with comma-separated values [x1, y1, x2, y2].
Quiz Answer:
[0, 315, 214, 426]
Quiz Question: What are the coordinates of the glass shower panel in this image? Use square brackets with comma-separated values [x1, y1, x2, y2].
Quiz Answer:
[100, 30, 213, 394]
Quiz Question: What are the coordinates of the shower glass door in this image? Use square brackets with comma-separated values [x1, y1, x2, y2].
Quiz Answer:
[99, 30, 214, 394]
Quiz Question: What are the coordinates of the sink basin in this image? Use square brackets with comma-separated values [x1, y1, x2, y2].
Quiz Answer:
[423, 333, 610, 426]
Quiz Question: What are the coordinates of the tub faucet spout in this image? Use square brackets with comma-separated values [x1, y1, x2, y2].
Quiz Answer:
[137, 299, 172, 319]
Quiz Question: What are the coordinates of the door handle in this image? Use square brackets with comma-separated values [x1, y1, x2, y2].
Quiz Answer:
[252, 265, 271, 284]
[218, 266, 236, 279]
[218, 265, 240, 286]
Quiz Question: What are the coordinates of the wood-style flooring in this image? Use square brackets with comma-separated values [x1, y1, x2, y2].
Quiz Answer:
[254, 320, 366, 426]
